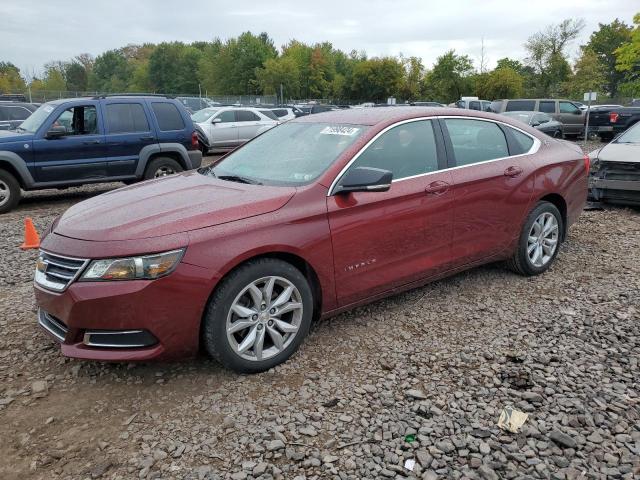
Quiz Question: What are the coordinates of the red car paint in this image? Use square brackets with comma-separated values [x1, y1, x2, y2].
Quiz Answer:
[34, 107, 588, 361]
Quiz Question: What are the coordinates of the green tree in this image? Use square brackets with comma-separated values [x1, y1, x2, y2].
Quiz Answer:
[423, 50, 474, 103]
[564, 47, 606, 98]
[64, 62, 88, 91]
[615, 13, 640, 96]
[255, 56, 301, 99]
[91, 50, 133, 92]
[399, 55, 425, 100]
[525, 18, 585, 96]
[41, 63, 67, 92]
[204, 32, 277, 95]
[148, 42, 202, 93]
[586, 19, 632, 97]
[350, 57, 404, 102]
[0, 62, 26, 93]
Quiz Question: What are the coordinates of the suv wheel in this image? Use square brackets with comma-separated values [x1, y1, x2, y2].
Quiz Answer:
[202, 258, 314, 373]
[143, 157, 183, 180]
[0, 170, 21, 214]
[508, 201, 563, 276]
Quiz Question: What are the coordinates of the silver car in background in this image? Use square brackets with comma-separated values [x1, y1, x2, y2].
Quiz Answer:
[192, 107, 279, 152]
[589, 121, 640, 206]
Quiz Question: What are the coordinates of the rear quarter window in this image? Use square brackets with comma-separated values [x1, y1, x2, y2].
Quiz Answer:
[507, 128, 535, 155]
[151, 102, 185, 131]
[506, 100, 536, 112]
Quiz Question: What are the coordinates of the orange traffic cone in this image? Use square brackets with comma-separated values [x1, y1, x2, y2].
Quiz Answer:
[20, 218, 41, 250]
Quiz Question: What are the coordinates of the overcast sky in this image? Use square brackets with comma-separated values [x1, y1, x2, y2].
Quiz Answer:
[1, 0, 637, 76]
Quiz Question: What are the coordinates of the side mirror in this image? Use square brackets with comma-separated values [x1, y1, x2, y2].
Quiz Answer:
[212, 117, 222, 124]
[531, 121, 541, 127]
[573, 110, 582, 115]
[46, 126, 67, 139]
[334, 167, 392, 194]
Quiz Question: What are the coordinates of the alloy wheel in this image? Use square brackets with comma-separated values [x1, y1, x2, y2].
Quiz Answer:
[527, 212, 559, 267]
[226, 276, 303, 361]
[0, 179, 10, 207]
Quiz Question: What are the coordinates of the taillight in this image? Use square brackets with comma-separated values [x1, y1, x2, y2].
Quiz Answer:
[610, 112, 619, 123]
[583, 154, 590, 174]
[191, 131, 199, 150]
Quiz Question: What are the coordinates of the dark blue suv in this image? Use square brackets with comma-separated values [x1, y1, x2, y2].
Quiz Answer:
[0, 95, 202, 213]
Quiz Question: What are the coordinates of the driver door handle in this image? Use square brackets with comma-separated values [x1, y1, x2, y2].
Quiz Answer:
[425, 180, 450, 195]
[504, 166, 523, 177]
[82, 140, 101, 145]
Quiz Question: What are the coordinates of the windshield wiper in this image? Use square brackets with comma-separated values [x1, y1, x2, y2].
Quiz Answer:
[217, 174, 262, 185]
[13, 126, 26, 132]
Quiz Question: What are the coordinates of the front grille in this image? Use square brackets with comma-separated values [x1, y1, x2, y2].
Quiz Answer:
[35, 251, 89, 292]
[38, 309, 68, 342]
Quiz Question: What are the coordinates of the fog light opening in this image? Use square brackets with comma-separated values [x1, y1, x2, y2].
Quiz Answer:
[82, 329, 158, 348]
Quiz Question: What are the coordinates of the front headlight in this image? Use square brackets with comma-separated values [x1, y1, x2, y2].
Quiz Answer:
[80, 249, 184, 281]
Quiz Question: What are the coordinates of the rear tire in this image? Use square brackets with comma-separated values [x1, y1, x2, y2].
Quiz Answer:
[507, 201, 563, 276]
[202, 258, 313, 373]
[0, 169, 21, 214]
[143, 157, 183, 180]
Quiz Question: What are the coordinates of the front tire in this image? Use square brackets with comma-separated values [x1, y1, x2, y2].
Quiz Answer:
[508, 201, 563, 276]
[0, 169, 21, 214]
[202, 258, 314, 373]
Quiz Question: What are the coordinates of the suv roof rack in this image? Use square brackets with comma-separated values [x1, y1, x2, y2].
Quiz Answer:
[93, 93, 175, 99]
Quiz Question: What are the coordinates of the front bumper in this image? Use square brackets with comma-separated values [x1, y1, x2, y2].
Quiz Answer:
[34, 261, 215, 361]
[589, 161, 640, 205]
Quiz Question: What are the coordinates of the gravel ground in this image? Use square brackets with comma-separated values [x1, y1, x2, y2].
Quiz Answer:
[1, 143, 639, 480]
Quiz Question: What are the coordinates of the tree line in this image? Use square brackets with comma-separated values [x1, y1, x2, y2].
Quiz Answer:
[1, 14, 638, 104]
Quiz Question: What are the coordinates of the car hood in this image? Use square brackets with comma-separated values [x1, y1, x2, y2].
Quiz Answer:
[597, 142, 640, 163]
[0, 130, 33, 142]
[54, 171, 297, 241]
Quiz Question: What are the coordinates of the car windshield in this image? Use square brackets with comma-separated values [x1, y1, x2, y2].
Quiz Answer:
[18, 102, 56, 133]
[192, 108, 219, 123]
[615, 123, 640, 144]
[202, 122, 368, 186]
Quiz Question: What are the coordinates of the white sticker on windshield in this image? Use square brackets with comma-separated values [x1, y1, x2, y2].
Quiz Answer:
[43, 105, 54, 113]
[320, 126, 360, 136]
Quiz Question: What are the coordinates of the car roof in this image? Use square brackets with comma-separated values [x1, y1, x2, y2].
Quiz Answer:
[291, 106, 497, 126]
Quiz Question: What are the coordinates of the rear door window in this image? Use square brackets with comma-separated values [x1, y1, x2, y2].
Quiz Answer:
[151, 102, 185, 131]
[505, 100, 536, 111]
[539, 101, 556, 114]
[444, 119, 509, 166]
[106, 103, 149, 133]
[469, 101, 481, 111]
[236, 110, 261, 122]
[215, 111, 236, 123]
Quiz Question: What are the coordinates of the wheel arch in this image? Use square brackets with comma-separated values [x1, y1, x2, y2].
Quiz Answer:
[0, 152, 35, 189]
[197, 250, 324, 349]
[537, 193, 567, 240]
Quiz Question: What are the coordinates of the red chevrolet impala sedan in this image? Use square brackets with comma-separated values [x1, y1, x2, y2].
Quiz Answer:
[34, 107, 588, 372]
